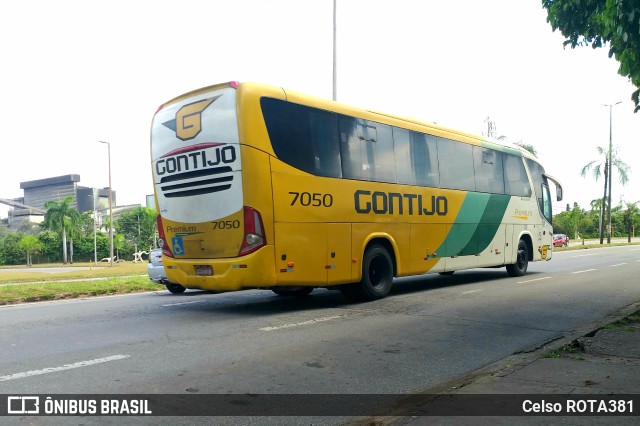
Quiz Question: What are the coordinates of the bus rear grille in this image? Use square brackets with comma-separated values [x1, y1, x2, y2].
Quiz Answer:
[159, 166, 233, 198]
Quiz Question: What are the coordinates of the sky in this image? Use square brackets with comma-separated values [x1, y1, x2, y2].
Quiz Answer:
[1, 0, 639, 219]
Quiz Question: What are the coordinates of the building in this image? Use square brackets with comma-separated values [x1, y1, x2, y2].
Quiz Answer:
[19, 174, 115, 213]
[2, 174, 118, 229]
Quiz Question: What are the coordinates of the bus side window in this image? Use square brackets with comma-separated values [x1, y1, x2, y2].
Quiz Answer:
[395, 128, 439, 187]
[473, 147, 504, 194]
[437, 137, 475, 192]
[339, 116, 396, 183]
[261, 98, 341, 178]
[503, 154, 532, 197]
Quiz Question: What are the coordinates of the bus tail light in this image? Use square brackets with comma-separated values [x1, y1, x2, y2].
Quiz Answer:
[239, 206, 265, 256]
[157, 214, 174, 258]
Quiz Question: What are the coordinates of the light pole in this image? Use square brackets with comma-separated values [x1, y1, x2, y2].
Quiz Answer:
[604, 101, 621, 244]
[99, 141, 114, 266]
[332, 0, 337, 101]
[93, 188, 97, 265]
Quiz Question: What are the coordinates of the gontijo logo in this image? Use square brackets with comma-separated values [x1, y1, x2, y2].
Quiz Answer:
[162, 95, 221, 141]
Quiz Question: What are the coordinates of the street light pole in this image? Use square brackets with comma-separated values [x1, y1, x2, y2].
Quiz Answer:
[604, 101, 621, 244]
[332, 0, 337, 101]
[99, 141, 114, 266]
[93, 188, 97, 265]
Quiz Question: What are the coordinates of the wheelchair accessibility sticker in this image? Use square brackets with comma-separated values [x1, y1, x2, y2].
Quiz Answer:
[172, 237, 185, 256]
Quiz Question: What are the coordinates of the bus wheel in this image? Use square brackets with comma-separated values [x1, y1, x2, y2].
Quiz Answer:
[166, 283, 186, 294]
[506, 240, 528, 277]
[272, 287, 314, 297]
[345, 244, 394, 301]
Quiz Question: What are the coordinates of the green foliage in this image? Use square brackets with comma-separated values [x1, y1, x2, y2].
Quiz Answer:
[0, 232, 25, 265]
[543, 0, 640, 111]
[115, 207, 156, 252]
[17, 235, 42, 266]
[42, 196, 81, 264]
[553, 199, 640, 239]
[36, 230, 62, 263]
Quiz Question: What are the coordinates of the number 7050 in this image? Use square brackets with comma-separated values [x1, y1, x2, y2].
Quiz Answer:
[289, 192, 333, 207]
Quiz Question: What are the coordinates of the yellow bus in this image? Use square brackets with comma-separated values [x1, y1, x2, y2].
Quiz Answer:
[151, 81, 563, 299]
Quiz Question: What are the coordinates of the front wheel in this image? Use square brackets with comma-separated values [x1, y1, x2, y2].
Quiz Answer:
[166, 283, 186, 294]
[342, 244, 394, 301]
[506, 240, 529, 277]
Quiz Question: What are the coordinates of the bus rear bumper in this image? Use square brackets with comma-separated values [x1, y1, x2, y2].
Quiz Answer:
[163, 246, 276, 291]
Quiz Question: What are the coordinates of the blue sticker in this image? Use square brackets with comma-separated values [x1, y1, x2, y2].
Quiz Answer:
[172, 237, 184, 256]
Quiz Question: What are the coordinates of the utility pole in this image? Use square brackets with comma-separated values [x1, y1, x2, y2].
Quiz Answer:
[332, 0, 337, 101]
[604, 101, 621, 244]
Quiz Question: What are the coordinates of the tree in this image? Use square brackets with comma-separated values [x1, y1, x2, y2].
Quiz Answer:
[580, 146, 630, 243]
[542, 0, 640, 112]
[114, 233, 126, 261]
[622, 201, 640, 242]
[66, 213, 83, 264]
[116, 207, 157, 252]
[17, 235, 42, 266]
[0, 231, 24, 265]
[42, 196, 80, 264]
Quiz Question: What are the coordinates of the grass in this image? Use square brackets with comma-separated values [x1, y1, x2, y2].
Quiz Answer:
[602, 313, 640, 332]
[0, 262, 162, 305]
[0, 262, 147, 284]
[553, 241, 640, 251]
[543, 342, 585, 359]
[0, 276, 162, 305]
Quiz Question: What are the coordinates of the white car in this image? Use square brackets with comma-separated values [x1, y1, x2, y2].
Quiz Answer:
[148, 248, 186, 294]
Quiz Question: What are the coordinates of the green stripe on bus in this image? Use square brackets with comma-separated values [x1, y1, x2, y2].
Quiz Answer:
[437, 193, 489, 257]
[458, 194, 511, 255]
[437, 193, 511, 257]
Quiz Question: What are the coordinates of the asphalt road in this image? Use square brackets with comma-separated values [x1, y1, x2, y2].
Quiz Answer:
[1, 245, 639, 424]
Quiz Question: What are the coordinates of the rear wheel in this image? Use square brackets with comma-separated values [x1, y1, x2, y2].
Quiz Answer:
[166, 283, 186, 294]
[506, 239, 529, 277]
[272, 287, 314, 297]
[342, 244, 394, 301]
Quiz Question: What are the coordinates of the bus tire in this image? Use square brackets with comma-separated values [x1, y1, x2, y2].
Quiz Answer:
[506, 239, 528, 277]
[166, 283, 187, 294]
[272, 287, 314, 297]
[345, 244, 394, 301]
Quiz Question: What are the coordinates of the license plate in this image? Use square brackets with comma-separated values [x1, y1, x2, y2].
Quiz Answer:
[195, 265, 213, 276]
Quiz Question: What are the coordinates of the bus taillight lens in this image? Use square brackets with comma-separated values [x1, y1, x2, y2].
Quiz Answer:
[157, 214, 174, 258]
[239, 206, 265, 256]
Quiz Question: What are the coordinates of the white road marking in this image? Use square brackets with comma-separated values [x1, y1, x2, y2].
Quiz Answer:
[461, 289, 483, 294]
[610, 263, 627, 267]
[572, 269, 598, 274]
[0, 355, 131, 382]
[162, 300, 205, 307]
[517, 277, 552, 284]
[571, 253, 596, 258]
[260, 315, 345, 331]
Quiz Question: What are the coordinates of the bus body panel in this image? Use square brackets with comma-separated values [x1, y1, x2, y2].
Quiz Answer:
[163, 245, 276, 291]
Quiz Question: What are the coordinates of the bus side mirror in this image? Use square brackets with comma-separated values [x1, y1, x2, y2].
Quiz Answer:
[556, 186, 563, 202]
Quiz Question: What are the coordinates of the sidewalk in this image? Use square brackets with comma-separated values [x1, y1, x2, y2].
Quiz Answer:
[404, 305, 640, 425]
[349, 304, 640, 425]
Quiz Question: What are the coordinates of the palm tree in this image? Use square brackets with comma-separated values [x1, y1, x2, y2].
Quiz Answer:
[622, 201, 640, 243]
[580, 146, 630, 244]
[66, 213, 82, 264]
[18, 235, 42, 266]
[42, 196, 80, 264]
